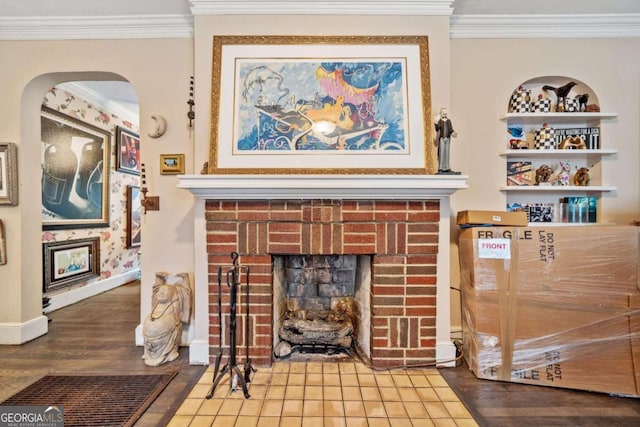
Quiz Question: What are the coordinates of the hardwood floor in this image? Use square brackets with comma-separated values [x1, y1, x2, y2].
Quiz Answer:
[0, 281, 206, 427]
[2, 281, 639, 426]
[439, 362, 640, 427]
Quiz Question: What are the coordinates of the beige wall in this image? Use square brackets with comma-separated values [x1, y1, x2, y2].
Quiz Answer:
[0, 39, 194, 335]
[448, 37, 640, 329]
[1, 26, 638, 346]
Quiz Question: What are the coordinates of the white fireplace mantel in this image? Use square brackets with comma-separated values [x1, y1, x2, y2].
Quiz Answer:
[178, 173, 467, 367]
[177, 174, 468, 199]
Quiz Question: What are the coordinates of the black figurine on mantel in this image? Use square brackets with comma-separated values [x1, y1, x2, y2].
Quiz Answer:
[434, 107, 461, 175]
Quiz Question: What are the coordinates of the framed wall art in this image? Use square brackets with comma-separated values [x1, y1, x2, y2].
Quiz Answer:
[0, 142, 19, 205]
[208, 35, 434, 174]
[43, 237, 100, 292]
[116, 126, 141, 175]
[126, 185, 142, 248]
[41, 106, 111, 230]
[0, 219, 6, 265]
[160, 154, 185, 174]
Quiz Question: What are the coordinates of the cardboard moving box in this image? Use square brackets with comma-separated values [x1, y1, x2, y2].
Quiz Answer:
[459, 226, 640, 397]
[457, 210, 528, 227]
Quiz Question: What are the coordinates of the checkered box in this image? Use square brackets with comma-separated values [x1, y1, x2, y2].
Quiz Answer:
[531, 98, 552, 113]
[564, 98, 580, 112]
[509, 88, 532, 113]
[534, 125, 556, 149]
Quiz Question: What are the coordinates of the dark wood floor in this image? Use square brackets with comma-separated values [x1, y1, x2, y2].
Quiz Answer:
[2, 281, 639, 426]
[440, 361, 640, 427]
[0, 281, 206, 427]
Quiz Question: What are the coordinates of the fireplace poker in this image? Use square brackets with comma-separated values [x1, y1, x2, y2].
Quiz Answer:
[244, 266, 256, 383]
[206, 252, 251, 399]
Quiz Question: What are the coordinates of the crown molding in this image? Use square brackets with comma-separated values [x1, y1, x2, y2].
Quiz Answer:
[451, 13, 640, 38]
[57, 82, 139, 124]
[0, 14, 193, 40]
[189, 0, 455, 16]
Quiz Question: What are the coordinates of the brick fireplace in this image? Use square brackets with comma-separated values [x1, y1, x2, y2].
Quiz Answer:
[178, 174, 467, 367]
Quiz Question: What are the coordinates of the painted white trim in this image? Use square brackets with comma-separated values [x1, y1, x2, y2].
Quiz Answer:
[0, 14, 193, 40]
[0, 315, 49, 345]
[57, 82, 139, 125]
[44, 269, 141, 313]
[190, 0, 454, 16]
[451, 13, 640, 39]
[178, 174, 468, 200]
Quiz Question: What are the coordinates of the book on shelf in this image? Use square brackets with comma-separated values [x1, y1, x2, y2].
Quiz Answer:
[506, 203, 555, 223]
[506, 161, 533, 186]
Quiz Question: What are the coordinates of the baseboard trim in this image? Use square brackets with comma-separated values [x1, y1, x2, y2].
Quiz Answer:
[0, 315, 49, 345]
[44, 269, 140, 313]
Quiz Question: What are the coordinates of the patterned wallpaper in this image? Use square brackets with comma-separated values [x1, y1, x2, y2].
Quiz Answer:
[42, 86, 141, 291]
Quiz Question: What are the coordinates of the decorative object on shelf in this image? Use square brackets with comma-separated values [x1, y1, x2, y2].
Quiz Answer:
[531, 93, 551, 112]
[542, 81, 577, 112]
[187, 76, 195, 129]
[0, 142, 18, 205]
[507, 126, 528, 149]
[142, 272, 192, 367]
[563, 97, 580, 113]
[535, 164, 554, 186]
[559, 135, 587, 149]
[43, 237, 100, 292]
[572, 167, 591, 186]
[434, 107, 460, 174]
[555, 127, 599, 149]
[560, 196, 597, 223]
[553, 161, 572, 186]
[508, 85, 531, 113]
[0, 219, 6, 265]
[576, 93, 590, 112]
[534, 122, 556, 149]
[140, 163, 159, 213]
[148, 115, 167, 139]
[116, 126, 141, 174]
[41, 107, 110, 230]
[160, 154, 185, 175]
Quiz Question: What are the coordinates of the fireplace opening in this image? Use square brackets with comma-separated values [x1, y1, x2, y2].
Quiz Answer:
[273, 254, 371, 361]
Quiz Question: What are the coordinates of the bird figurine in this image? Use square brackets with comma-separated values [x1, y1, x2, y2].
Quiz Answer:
[542, 81, 578, 112]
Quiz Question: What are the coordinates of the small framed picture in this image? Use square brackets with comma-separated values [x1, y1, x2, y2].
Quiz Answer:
[159, 154, 185, 174]
[0, 219, 7, 265]
[0, 142, 19, 205]
[126, 185, 142, 248]
[116, 126, 141, 175]
[43, 237, 100, 292]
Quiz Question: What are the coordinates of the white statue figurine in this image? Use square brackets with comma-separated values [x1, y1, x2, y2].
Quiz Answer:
[142, 272, 192, 366]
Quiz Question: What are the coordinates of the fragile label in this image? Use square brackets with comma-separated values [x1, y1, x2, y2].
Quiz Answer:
[478, 239, 510, 259]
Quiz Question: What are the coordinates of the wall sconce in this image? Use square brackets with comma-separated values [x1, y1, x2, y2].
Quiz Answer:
[187, 76, 195, 128]
[140, 163, 160, 213]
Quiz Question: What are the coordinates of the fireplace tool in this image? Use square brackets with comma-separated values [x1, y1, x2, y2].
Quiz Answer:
[206, 252, 255, 399]
[211, 266, 223, 388]
[244, 266, 257, 383]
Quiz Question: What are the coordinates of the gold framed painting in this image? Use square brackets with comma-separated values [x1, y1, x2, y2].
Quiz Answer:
[0, 142, 18, 205]
[0, 219, 6, 265]
[160, 154, 185, 174]
[208, 35, 434, 174]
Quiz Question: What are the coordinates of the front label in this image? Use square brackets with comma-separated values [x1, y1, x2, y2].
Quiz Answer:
[478, 238, 511, 259]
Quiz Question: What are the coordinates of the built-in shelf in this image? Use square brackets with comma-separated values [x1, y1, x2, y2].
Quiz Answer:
[500, 185, 616, 192]
[499, 112, 618, 124]
[500, 149, 617, 157]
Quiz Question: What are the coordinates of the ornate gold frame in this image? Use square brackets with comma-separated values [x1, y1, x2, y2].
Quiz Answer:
[208, 35, 434, 175]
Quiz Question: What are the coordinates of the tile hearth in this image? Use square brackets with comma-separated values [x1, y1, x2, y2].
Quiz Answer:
[168, 361, 477, 427]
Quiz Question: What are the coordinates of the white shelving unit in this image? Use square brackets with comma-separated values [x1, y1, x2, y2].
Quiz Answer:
[501, 78, 618, 225]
